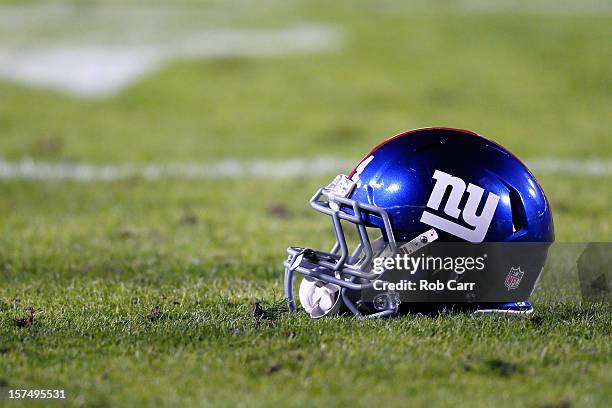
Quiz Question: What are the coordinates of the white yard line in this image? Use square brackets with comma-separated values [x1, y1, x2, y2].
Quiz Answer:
[0, 157, 352, 181]
[453, 0, 612, 15]
[527, 159, 612, 176]
[0, 158, 609, 181]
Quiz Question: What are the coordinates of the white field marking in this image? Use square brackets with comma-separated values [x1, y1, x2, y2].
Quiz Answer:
[451, 0, 612, 15]
[527, 158, 612, 176]
[0, 4, 342, 98]
[382, 0, 612, 15]
[0, 158, 609, 182]
[0, 157, 354, 182]
[0, 26, 341, 98]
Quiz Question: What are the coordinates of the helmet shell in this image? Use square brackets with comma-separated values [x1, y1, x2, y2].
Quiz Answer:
[345, 128, 554, 243]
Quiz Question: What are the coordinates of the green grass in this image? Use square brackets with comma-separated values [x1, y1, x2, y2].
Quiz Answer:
[0, 176, 610, 407]
[0, 1, 611, 407]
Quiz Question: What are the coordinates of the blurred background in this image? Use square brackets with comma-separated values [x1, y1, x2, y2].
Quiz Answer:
[0, 0, 610, 163]
[1, 0, 610, 245]
[0, 1, 610, 406]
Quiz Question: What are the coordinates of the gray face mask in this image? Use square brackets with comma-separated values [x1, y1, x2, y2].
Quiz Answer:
[283, 174, 438, 319]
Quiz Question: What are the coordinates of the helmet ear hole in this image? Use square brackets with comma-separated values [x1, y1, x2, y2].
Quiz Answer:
[508, 187, 528, 234]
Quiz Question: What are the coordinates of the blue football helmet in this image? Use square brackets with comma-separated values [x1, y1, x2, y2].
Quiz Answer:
[283, 127, 554, 318]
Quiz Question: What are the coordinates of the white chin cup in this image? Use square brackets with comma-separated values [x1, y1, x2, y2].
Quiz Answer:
[298, 278, 341, 319]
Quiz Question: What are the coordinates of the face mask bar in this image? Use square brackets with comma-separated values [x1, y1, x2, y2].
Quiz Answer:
[284, 179, 401, 318]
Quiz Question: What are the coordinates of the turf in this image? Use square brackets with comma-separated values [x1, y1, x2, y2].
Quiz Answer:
[0, 1, 611, 407]
[0, 176, 610, 407]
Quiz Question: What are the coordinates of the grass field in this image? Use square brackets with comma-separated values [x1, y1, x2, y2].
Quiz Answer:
[0, 1, 611, 407]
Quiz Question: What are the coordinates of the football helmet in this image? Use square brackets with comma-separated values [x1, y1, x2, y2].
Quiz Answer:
[283, 127, 554, 318]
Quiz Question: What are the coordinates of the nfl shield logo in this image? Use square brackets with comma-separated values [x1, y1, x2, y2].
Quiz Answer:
[505, 267, 524, 290]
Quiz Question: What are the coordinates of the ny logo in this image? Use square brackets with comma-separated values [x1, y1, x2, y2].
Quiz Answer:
[420, 170, 500, 242]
